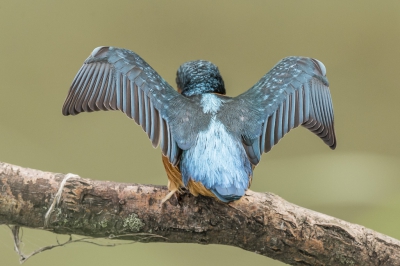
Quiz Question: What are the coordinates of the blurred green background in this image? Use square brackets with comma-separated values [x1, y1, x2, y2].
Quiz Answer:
[0, 1, 399, 265]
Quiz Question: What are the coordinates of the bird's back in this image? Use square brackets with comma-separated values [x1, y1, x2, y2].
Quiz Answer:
[179, 94, 253, 202]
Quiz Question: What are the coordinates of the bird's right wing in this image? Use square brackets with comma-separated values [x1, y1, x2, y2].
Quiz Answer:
[218, 57, 336, 165]
[62, 46, 200, 165]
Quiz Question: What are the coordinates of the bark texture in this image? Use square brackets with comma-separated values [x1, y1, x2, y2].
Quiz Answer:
[0, 161, 399, 265]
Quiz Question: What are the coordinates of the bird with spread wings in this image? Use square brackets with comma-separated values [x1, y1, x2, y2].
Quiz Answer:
[62, 46, 336, 203]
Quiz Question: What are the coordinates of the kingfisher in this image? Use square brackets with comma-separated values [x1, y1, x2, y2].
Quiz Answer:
[62, 46, 336, 203]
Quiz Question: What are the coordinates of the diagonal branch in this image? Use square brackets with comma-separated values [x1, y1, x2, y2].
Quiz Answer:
[0, 161, 399, 265]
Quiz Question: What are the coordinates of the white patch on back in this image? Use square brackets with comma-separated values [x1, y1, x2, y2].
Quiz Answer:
[200, 94, 222, 114]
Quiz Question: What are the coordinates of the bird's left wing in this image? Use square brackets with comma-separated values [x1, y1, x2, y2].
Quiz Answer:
[62, 46, 199, 165]
[218, 56, 336, 165]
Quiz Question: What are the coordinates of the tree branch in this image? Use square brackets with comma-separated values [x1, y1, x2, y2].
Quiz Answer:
[0, 161, 399, 265]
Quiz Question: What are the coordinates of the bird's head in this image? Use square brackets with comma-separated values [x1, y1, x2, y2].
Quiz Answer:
[176, 60, 225, 96]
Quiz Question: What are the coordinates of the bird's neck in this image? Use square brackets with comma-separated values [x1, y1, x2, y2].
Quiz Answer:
[181, 83, 216, 97]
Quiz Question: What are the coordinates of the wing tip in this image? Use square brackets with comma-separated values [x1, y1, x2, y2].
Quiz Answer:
[62, 110, 70, 116]
[329, 138, 337, 150]
[61, 106, 74, 116]
[329, 143, 336, 150]
[61, 100, 71, 116]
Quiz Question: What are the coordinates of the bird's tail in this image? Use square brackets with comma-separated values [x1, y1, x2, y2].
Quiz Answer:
[211, 185, 245, 202]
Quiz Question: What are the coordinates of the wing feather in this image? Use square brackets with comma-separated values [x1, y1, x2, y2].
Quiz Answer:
[163, 123, 169, 157]
[265, 112, 276, 152]
[144, 92, 151, 136]
[109, 80, 117, 110]
[259, 115, 268, 152]
[283, 96, 290, 136]
[149, 101, 159, 147]
[275, 102, 283, 144]
[303, 83, 311, 121]
[96, 66, 111, 110]
[81, 64, 99, 112]
[288, 95, 294, 133]
[124, 76, 132, 118]
[81, 64, 100, 112]
[73, 65, 94, 113]
[103, 68, 114, 109]
[88, 63, 106, 111]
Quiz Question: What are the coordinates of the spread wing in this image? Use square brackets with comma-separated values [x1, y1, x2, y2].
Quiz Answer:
[62, 46, 199, 165]
[218, 56, 336, 165]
